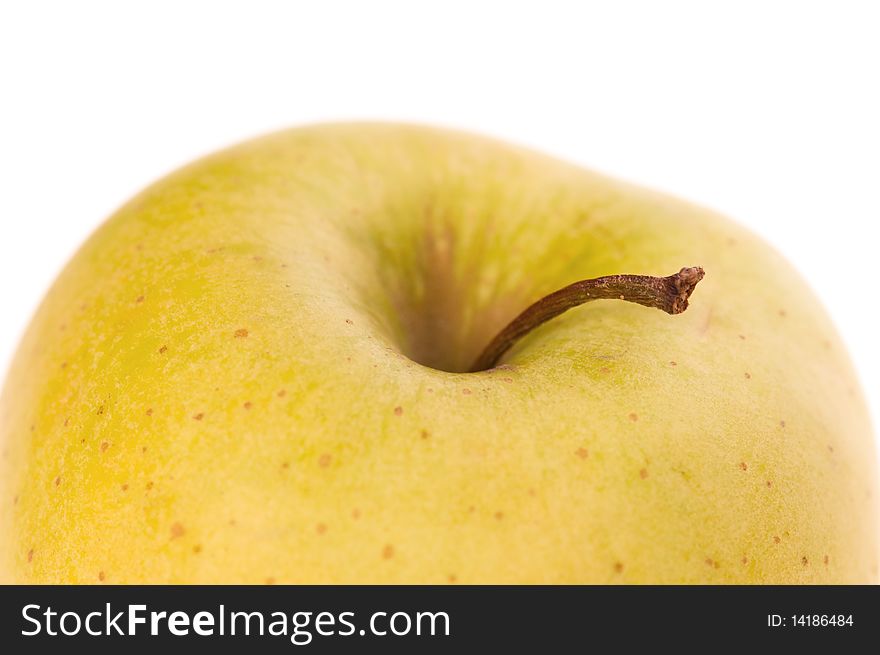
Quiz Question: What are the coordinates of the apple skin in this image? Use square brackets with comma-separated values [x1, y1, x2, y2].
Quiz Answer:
[0, 123, 876, 584]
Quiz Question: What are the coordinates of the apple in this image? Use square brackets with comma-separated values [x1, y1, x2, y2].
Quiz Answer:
[0, 123, 876, 583]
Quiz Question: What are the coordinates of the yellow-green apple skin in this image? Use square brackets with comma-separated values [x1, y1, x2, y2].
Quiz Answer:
[0, 123, 877, 584]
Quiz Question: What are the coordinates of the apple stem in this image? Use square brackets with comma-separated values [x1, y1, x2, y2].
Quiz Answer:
[469, 266, 705, 372]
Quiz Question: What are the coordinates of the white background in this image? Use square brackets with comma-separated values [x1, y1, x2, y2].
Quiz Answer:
[1, 1, 878, 457]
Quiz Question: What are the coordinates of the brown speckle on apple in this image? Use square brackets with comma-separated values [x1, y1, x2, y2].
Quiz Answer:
[382, 544, 394, 559]
[639, 468, 649, 479]
[101, 441, 109, 452]
[170, 522, 185, 539]
[613, 562, 624, 574]
[193, 413, 204, 421]
[575, 447, 589, 459]
[393, 406, 403, 416]
[27, 549, 33, 563]
[318, 454, 332, 468]
[159, 345, 168, 354]
[629, 412, 638, 422]
[98, 571, 105, 581]
[316, 523, 327, 535]
[462, 388, 472, 395]
[234, 328, 249, 338]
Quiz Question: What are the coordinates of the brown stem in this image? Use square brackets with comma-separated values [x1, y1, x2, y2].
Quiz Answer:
[469, 266, 705, 372]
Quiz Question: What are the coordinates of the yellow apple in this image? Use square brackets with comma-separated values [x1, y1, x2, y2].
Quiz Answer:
[0, 123, 876, 583]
